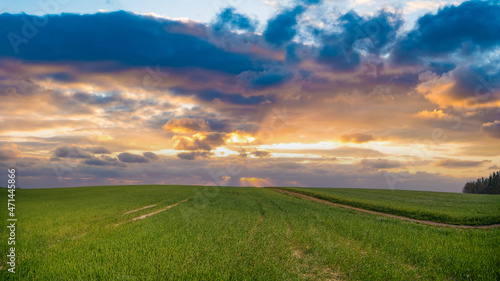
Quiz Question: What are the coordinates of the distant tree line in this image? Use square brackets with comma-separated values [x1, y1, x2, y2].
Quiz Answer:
[463, 171, 500, 194]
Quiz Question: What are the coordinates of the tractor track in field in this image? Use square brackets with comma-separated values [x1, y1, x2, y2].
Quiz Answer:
[270, 188, 500, 229]
[249, 198, 266, 235]
[115, 198, 190, 226]
[123, 203, 159, 214]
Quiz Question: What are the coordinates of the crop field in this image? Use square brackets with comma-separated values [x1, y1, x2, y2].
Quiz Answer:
[1, 185, 499, 280]
[278, 187, 500, 226]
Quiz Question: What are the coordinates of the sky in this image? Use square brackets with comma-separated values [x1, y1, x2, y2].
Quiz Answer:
[0, 0, 499, 192]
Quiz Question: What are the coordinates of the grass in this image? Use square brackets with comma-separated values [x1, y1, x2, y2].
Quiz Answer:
[276, 187, 500, 226]
[0, 185, 499, 280]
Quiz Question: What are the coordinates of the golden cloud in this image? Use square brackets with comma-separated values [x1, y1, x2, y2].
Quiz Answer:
[163, 117, 210, 134]
[340, 132, 374, 143]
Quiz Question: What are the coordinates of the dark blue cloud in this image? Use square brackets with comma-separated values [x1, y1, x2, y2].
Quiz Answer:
[285, 43, 316, 64]
[263, 6, 305, 46]
[317, 40, 361, 72]
[428, 62, 456, 75]
[41, 72, 75, 82]
[299, 0, 322, 4]
[391, 1, 500, 64]
[206, 119, 231, 133]
[341, 10, 403, 54]
[248, 71, 293, 90]
[317, 9, 403, 71]
[285, 44, 300, 63]
[0, 11, 266, 74]
[212, 7, 256, 32]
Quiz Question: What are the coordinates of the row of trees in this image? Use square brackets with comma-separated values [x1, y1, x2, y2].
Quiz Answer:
[462, 171, 500, 194]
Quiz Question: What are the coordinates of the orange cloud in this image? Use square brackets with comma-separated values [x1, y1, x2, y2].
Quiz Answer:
[340, 132, 374, 143]
[0, 143, 21, 160]
[173, 133, 227, 151]
[163, 117, 210, 134]
[415, 109, 453, 120]
[434, 159, 491, 168]
[239, 177, 271, 187]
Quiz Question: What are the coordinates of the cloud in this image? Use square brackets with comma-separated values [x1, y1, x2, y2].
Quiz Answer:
[54, 145, 92, 159]
[481, 120, 500, 139]
[416, 66, 500, 108]
[415, 109, 453, 120]
[143, 152, 159, 160]
[251, 151, 271, 158]
[392, 1, 500, 64]
[197, 89, 273, 105]
[0, 76, 43, 97]
[299, 0, 322, 5]
[239, 69, 294, 90]
[434, 159, 491, 168]
[0, 143, 21, 160]
[212, 7, 257, 33]
[0, 11, 267, 74]
[173, 133, 227, 151]
[87, 146, 111, 154]
[274, 161, 306, 169]
[263, 5, 305, 46]
[117, 152, 150, 163]
[330, 146, 385, 158]
[163, 117, 210, 133]
[340, 133, 374, 143]
[358, 158, 401, 169]
[84, 156, 125, 167]
[317, 9, 403, 71]
[172, 88, 274, 105]
[176, 151, 213, 160]
[54, 145, 112, 160]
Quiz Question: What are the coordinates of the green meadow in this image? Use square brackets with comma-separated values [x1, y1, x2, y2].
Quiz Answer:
[1, 185, 499, 280]
[278, 187, 500, 226]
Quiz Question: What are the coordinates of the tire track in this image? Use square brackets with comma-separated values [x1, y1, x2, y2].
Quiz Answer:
[123, 203, 158, 215]
[270, 188, 500, 229]
[115, 198, 190, 226]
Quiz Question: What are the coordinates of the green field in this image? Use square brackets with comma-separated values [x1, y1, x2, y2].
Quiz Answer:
[277, 187, 500, 226]
[1, 185, 499, 280]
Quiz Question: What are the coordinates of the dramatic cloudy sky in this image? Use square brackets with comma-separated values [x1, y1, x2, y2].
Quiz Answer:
[1, 0, 499, 191]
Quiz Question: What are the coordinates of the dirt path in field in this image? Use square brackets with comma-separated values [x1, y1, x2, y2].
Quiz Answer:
[123, 203, 158, 214]
[131, 198, 189, 221]
[115, 198, 190, 226]
[270, 188, 500, 229]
